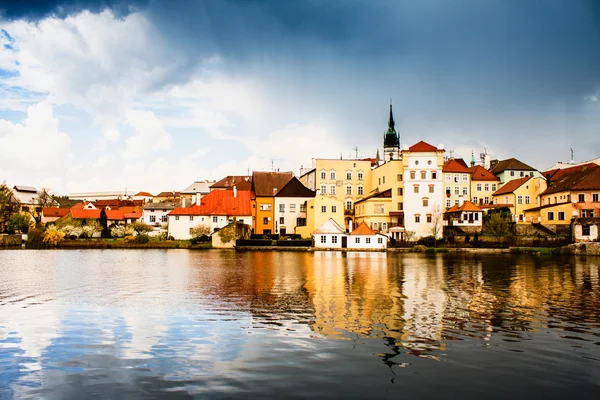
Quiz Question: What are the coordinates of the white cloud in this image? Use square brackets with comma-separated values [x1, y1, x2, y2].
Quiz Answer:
[123, 109, 172, 158]
[103, 127, 120, 142]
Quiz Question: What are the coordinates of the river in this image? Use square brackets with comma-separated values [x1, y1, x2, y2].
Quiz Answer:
[0, 250, 599, 399]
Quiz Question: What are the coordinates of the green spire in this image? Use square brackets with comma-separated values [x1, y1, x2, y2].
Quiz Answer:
[383, 103, 399, 148]
[470, 150, 476, 167]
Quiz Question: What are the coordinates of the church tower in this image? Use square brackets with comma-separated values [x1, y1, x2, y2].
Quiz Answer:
[383, 103, 400, 161]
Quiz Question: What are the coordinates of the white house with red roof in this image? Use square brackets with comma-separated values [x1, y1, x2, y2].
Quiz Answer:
[167, 188, 253, 240]
[347, 221, 388, 249]
[401, 141, 445, 239]
[443, 201, 483, 228]
[313, 218, 347, 248]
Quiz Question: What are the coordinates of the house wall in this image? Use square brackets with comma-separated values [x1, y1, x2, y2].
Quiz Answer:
[497, 170, 543, 184]
[469, 179, 498, 206]
[354, 198, 393, 234]
[168, 214, 251, 239]
[347, 234, 387, 249]
[572, 221, 599, 242]
[313, 233, 344, 248]
[274, 197, 311, 235]
[514, 177, 547, 223]
[300, 170, 316, 191]
[311, 159, 374, 211]
[296, 196, 344, 238]
[371, 160, 404, 216]
[447, 211, 483, 227]
[253, 197, 274, 234]
[442, 171, 471, 210]
[402, 149, 445, 239]
[142, 208, 172, 226]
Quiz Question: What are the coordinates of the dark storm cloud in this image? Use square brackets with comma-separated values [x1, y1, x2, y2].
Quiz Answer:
[0, 0, 146, 20]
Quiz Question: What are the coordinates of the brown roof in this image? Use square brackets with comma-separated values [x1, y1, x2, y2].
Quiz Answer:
[445, 201, 482, 213]
[468, 165, 500, 181]
[492, 176, 531, 196]
[542, 165, 600, 195]
[275, 177, 315, 198]
[134, 191, 154, 197]
[443, 158, 470, 173]
[350, 221, 376, 235]
[210, 176, 252, 190]
[489, 158, 536, 174]
[354, 189, 392, 204]
[252, 171, 294, 197]
[542, 163, 598, 183]
[407, 140, 439, 152]
[155, 191, 180, 198]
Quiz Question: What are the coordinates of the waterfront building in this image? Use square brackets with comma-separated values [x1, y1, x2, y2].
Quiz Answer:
[354, 189, 393, 234]
[467, 165, 499, 207]
[312, 218, 346, 249]
[444, 201, 483, 230]
[142, 202, 178, 227]
[273, 177, 315, 236]
[442, 158, 471, 210]
[491, 176, 547, 223]
[295, 193, 345, 238]
[251, 171, 293, 235]
[347, 222, 388, 249]
[489, 158, 542, 184]
[401, 141, 445, 239]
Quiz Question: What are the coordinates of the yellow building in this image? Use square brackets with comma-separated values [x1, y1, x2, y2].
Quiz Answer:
[354, 189, 393, 233]
[251, 171, 293, 235]
[467, 165, 499, 206]
[491, 176, 547, 223]
[299, 158, 376, 231]
[295, 194, 344, 238]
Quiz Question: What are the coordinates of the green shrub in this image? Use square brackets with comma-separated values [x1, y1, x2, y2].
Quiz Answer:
[412, 245, 427, 253]
[8, 214, 30, 234]
[133, 234, 150, 244]
[26, 228, 45, 249]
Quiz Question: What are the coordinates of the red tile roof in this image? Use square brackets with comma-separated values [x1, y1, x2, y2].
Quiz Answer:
[492, 176, 531, 196]
[542, 163, 597, 183]
[468, 165, 500, 181]
[70, 209, 100, 219]
[445, 201, 483, 213]
[408, 141, 439, 152]
[42, 208, 70, 218]
[169, 189, 253, 216]
[123, 212, 142, 219]
[543, 165, 600, 195]
[443, 158, 470, 173]
[351, 221, 376, 235]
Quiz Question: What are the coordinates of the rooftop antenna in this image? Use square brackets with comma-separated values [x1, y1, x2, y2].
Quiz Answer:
[570, 148, 574, 164]
[353, 147, 359, 158]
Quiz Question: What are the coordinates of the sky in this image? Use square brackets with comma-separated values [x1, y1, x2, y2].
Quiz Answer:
[1, 0, 600, 195]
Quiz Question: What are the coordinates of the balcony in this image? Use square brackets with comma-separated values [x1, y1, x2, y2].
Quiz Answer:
[344, 208, 355, 216]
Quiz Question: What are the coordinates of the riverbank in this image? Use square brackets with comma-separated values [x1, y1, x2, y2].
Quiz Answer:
[559, 242, 600, 256]
[54, 239, 212, 250]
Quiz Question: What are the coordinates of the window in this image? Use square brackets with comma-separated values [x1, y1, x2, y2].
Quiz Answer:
[429, 185, 435, 193]
[454, 174, 459, 183]
[593, 193, 599, 202]
[290, 204, 296, 212]
[410, 171, 416, 179]
[378, 237, 383, 244]
[462, 175, 468, 184]
[421, 171, 426, 179]
[484, 183, 490, 191]
[382, 223, 387, 231]
[332, 206, 337, 213]
[473, 196, 478, 204]
[415, 160, 419, 165]
[279, 217, 284, 224]
[548, 212, 554, 221]
[296, 218, 306, 226]
[510, 171, 515, 176]
[398, 202, 403, 210]
[175, 216, 179, 221]
[492, 184, 497, 191]
[213, 216, 218, 223]
[525, 196, 530, 204]
[583, 225, 591, 236]
[320, 171, 326, 180]
[445, 174, 451, 183]
[358, 186, 364, 195]
[347, 172, 352, 180]
[260, 204, 272, 211]
[366, 238, 371, 244]
[346, 185, 352, 195]
[358, 172, 364, 180]
[415, 215, 421, 223]
[346, 200, 352, 210]
[582, 209, 595, 218]
[355, 237, 360, 244]
[446, 187, 451, 196]
[383, 176, 386, 184]
[432, 171, 437, 179]
[330, 171, 336, 180]
[374, 204, 384, 214]
[330, 185, 336, 195]
[578, 194, 585, 202]
[162, 209, 167, 213]
[397, 174, 402, 181]
[476, 183, 482, 191]
[517, 196, 523, 204]
[378, 178, 381, 185]
[422, 198, 429, 207]
[320, 236, 326, 244]
[462, 187, 468, 195]
[189, 216, 194, 221]
[484, 196, 490, 204]
[520, 171, 524, 177]
[558, 212, 565, 221]
[321, 206, 327, 213]
[300, 204, 306, 212]
[414, 185, 420, 193]
[446, 199, 451, 208]
[454, 187, 459, 195]
[149, 215, 156, 222]
[320, 185, 327, 194]
[263, 217, 269, 224]
[279, 204, 285, 212]
[427, 214, 432, 223]
[332, 236, 338, 244]
[161, 215, 167, 222]
[397, 188, 403, 196]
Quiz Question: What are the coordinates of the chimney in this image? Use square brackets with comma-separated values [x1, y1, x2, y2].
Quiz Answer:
[233, 185, 237, 198]
[181, 197, 186, 207]
[196, 192, 201, 206]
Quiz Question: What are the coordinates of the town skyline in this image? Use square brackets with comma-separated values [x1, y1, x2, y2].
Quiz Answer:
[1, 0, 600, 194]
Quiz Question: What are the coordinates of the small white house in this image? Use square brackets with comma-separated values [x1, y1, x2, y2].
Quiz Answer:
[143, 202, 178, 227]
[348, 222, 388, 249]
[313, 218, 346, 249]
[444, 201, 483, 227]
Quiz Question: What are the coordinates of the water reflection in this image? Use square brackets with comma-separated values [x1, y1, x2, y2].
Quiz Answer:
[0, 250, 599, 398]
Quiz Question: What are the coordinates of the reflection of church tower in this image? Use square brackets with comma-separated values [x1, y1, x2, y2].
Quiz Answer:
[383, 104, 400, 161]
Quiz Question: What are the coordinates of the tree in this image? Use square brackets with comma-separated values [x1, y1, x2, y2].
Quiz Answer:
[484, 207, 514, 244]
[8, 214, 30, 234]
[0, 184, 20, 233]
[404, 230, 416, 242]
[190, 224, 211, 238]
[31, 189, 59, 223]
[130, 222, 153, 235]
[99, 209, 110, 238]
[429, 205, 443, 247]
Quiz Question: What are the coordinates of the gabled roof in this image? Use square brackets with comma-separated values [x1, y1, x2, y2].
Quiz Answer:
[275, 177, 315, 198]
[542, 165, 600, 195]
[407, 141, 439, 152]
[445, 201, 483, 213]
[443, 158, 470, 173]
[313, 218, 345, 234]
[42, 208, 70, 218]
[350, 221, 376, 235]
[181, 181, 215, 194]
[123, 211, 142, 219]
[155, 191, 180, 198]
[492, 176, 531, 196]
[70, 209, 100, 219]
[13, 185, 37, 193]
[169, 189, 253, 216]
[210, 176, 252, 190]
[355, 189, 392, 204]
[542, 162, 597, 183]
[252, 171, 294, 197]
[468, 165, 500, 181]
[489, 158, 536, 174]
[143, 202, 178, 210]
[134, 191, 154, 197]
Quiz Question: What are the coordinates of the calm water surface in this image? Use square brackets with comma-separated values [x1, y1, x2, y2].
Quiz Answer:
[0, 250, 599, 399]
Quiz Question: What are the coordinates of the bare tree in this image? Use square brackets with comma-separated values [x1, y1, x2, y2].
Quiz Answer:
[31, 189, 59, 223]
[429, 205, 443, 247]
[0, 184, 20, 233]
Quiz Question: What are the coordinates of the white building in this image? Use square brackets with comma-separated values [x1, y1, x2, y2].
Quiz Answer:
[274, 177, 315, 236]
[347, 222, 388, 249]
[443, 201, 483, 228]
[167, 188, 252, 240]
[142, 202, 178, 228]
[313, 218, 346, 249]
[69, 191, 128, 201]
[402, 141, 445, 239]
